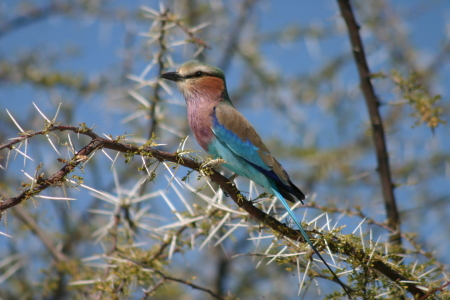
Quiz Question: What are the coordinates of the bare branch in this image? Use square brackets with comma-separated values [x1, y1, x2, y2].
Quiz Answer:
[336, 0, 401, 248]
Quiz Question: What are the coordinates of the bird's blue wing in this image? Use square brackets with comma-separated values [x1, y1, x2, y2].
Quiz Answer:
[212, 119, 269, 169]
[211, 105, 274, 171]
[210, 104, 301, 192]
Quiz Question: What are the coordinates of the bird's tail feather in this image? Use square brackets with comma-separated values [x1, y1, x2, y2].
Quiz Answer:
[270, 185, 352, 299]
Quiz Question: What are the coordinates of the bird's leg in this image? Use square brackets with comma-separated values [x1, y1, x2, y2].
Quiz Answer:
[228, 173, 239, 182]
[199, 159, 227, 192]
[221, 174, 239, 198]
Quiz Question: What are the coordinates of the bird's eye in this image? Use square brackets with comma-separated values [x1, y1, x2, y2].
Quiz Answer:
[195, 71, 203, 77]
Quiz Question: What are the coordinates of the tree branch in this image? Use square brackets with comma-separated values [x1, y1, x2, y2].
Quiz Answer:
[0, 124, 426, 298]
[336, 0, 402, 248]
[0, 3, 70, 39]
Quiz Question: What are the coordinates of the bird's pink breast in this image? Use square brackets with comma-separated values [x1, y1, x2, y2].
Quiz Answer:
[187, 100, 216, 151]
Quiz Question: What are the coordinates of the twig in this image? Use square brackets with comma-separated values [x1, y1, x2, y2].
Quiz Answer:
[13, 206, 68, 262]
[170, 18, 211, 49]
[120, 255, 225, 300]
[0, 3, 70, 39]
[142, 278, 166, 299]
[150, 226, 187, 261]
[218, 0, 258, 71]
[417, 281, 450, 300]
[121, 27, 137, 82]
[336, 0, 402, 248]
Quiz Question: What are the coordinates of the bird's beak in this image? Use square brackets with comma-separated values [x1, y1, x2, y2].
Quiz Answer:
[160, 72, 183, 82]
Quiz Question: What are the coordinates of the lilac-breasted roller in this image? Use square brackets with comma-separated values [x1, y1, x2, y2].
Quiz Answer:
[161, 60, 351, 298]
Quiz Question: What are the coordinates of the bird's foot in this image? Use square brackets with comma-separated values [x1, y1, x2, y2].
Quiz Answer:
[201, 158, 226, 169]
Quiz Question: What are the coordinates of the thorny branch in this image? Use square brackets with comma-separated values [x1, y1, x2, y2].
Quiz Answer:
[148, 9, 169, 138]
[0, 125, 427, 298]
[337, 0, 402, 248]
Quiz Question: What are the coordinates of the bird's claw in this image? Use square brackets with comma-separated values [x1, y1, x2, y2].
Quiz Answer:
[201, 158, 226, 169]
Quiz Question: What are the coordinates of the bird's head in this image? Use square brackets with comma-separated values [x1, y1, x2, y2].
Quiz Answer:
[160, 60, 228, 103]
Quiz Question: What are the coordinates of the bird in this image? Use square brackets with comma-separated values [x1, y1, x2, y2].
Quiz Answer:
[160, 60, 352, 298]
